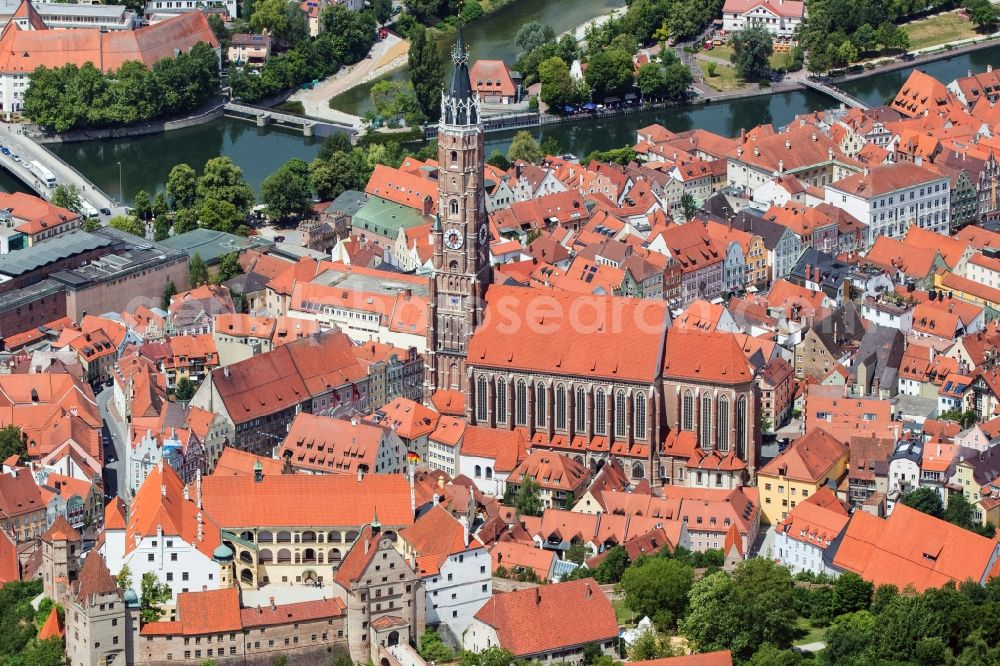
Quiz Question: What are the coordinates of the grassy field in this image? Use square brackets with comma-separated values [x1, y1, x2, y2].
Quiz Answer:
[613, 598, 638, 626]
[793, 617, 829, 646]
[705, 44, 793, 70]
[903, 10, 979, 50]
[699, 61, 743, 92]
[274, 100, 305, 115]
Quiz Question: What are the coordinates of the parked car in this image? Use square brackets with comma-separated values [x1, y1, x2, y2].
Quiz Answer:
[99, 208, 111, 216]
[11, 154, 19, 162]
[0, 146, 9, 155]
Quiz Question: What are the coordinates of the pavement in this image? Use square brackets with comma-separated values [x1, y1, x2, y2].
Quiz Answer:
[291, 32, 410, 128]
[0, 123, 118, 213]
[98, 386, 130, 502]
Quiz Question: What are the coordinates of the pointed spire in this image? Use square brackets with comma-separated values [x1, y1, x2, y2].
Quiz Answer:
[371, 507, 381, 534]
[433, 213, 442, 232]
[442, 18, 477, 126]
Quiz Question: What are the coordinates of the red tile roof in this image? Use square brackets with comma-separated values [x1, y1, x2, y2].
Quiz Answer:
[470, 59, 516, 98]
[0, 12, 219, 73]
[472, 578, 618, 657]
[200, 474, 413, 529]
[832, 504, 1000, 591]
[37, 605, 63, 640]
[400, 505, 483, 576]
[829, 161, 947, 198]
[489, 540, 556, 580]
[662, 330, 752, 384]
[0, 192, 79, 236]
[508, 451, 591, 493]
[0, 529, 18, 585]
[758, 428, 848, 483]
[468, 285, 668, 383]
[141, 588, 241, 636]
[241, 596, 345, 628]
[212, 447, 288, 477]
[277, 413, 393, 475]
[631, 653, 733, 666]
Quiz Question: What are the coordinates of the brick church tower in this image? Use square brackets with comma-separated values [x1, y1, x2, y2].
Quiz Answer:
[425, 24, 492, 401]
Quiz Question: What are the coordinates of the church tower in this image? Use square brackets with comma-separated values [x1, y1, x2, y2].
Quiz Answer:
[425, 24, 491, 401]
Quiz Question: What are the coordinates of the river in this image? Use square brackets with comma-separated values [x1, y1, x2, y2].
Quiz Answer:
[328, 0, 629, 117]
[47, 44, 1000, 203]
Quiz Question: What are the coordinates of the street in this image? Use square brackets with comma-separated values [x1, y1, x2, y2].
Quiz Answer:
[97, 387, 130, 502]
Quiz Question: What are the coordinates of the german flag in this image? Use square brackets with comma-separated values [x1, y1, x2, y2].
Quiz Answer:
[407, 451, 422, 464]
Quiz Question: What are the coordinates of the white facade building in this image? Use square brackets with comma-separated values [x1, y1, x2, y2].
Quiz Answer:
[721, 0, 805, 38]
[825, 163, 950, 247]
[400, 507, 492, 645]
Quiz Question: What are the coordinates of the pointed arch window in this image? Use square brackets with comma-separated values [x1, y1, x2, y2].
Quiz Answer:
[736, 395, 748, 460]
[633, 393, 647, 440]
[614, 390, 627, 438]
[575, 387, 586, 432]
[515, 380, 527, 426]
[718, 396, 730, 453]
[555, 384, 567, 430]
[475, 375, 488, 422]
[595, 389, 606, 435]
[450, 199, 459, 215]
[700, 394, 712, 449]
[682, 390, 694, 431]
[495, 378, 507, 425]
[536, 383, 547, 428]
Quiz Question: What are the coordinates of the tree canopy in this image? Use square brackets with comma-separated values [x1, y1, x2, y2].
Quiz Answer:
[507, 131, 544, 164]
[408, 24, 444, 122]
[620, 557, 694, 629]
[24, 42, 219, 132]
[51, 184, 83, 213]
[731, 25, 774, 80]
[261, 158, 312, 221]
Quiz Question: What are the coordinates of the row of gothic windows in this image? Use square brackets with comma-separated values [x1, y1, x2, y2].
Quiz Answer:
[475, 376, 648, 440]
[681, 390, 747, 456]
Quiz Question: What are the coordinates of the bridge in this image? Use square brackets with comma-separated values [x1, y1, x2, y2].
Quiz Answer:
[801, 78, 870, 110]
[224, 101, 357, 139]
[0, 124, 118, 214]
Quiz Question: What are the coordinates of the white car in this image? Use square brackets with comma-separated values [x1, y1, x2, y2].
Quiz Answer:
[11, 154, 20, 162]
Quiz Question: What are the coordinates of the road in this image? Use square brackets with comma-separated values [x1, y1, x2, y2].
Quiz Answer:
[0, 124, 118, 213]
[98, 387, 130, 502]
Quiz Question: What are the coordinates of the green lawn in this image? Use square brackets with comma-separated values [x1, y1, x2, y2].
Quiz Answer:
[793, 617, 829, 646]
[698, 61, 743, 92]
[705, 44, 790, 71]
[903, 10, 980, 50]
[613, 598, 638, 626]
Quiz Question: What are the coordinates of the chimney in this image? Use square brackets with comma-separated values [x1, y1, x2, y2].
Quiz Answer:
[785, 139, 791, 150]
[269, 596, 276, 611]
[811, 132, 817, 142]
[196, 469, 202, 510]
[737, 146, 743, 157]
[459, 515, 470, 548]
[161, 484, 166, 497]
[989, 64, 994, 73]
[828, 148, 834, 160]
[357, 466, 364, 482]
[351, 416, 358, 426]
[183, 484, 190, 501]
[754, 146, 760, 157]
[223, 366, 230, 379]
[535, 587, 542, 605]
[778, 159, 784, 173]
[585, 583, 592, 598]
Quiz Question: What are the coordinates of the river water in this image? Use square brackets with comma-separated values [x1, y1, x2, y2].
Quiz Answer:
[47, 43, 1000, 203]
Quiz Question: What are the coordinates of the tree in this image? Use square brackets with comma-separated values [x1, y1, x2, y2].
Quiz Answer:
[166, 163, 198, 210]
[369, 80, 424, 127]
[408, 24, 444, 122]
[0, 425, 25, 463]
[108, 215, 145, 238]
[51, 184, 82, 213]
[662, 63, 693, 99]
[681, 560, 797, 661]
[966, 0, 1000, 30]
[748, 643, 807, 666]
[261, 158, 312, 220]
[706, 61, 718, 77]
[945, 492, 996, 537]
[197, 157, 255, 216]
[161, 280, 177, 310]
[513, 477, 543, 517]
[832, 572, 873, 616]
[584, 48, 634, 98]
[507, 130, 544, 164]
[900, 487, 945, 519]
[418, 628, 454, 662]
[250, 0, 308, 47]
[566, 542, 590, 564]
[174, 376, 195, 401]
[133, 189, 152, 222]
[459, 646, 516, 666]
[140, 571, 171, 624]
[83, 218, 101, 232]
[189, 253, 209, 288]
[681, 192, 699, 221]
[541, 135, 561, 158]
[173, 207, 198, 235]
[487, 150, 511, 170]
[538, 56, 577, 110]
[619, 557, 694, 629]
[593, 545, 630, 584]
[515, 21, 555, 55]
[199, 198, 242, 234]
[731, 25, 773, 80]
[636, 62, 668, 98]
[317, 132, 353, 161]
[629, 628, 674, 661]
[372, 0, 393, 23]
[214, 252, 243, 285]
[153, 215, 170, 242]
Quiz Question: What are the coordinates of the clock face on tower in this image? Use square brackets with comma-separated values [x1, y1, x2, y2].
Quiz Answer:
[444, 229, 464, 250]
[478, 223, 489, 245]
